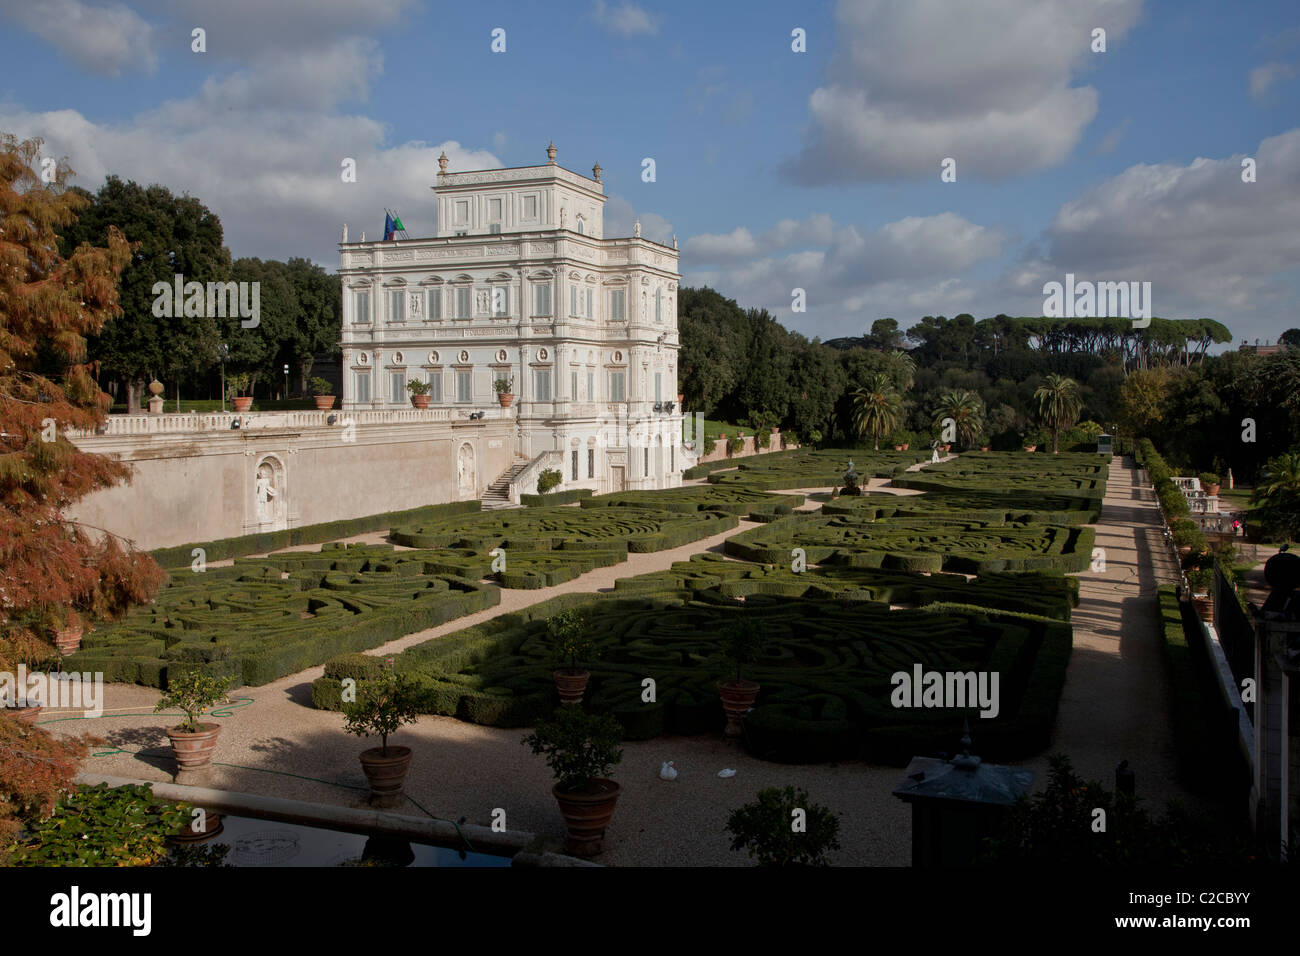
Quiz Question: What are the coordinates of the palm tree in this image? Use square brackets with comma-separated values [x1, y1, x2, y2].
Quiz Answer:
[1034, 375, 1082, 454]
[889, 350, 916, 391]
[851, 374, 902, 451]
[931, 391, 985, 450]
[1252, 451, 1300, 542]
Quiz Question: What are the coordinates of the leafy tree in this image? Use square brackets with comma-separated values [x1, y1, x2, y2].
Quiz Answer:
[1252, 451, 1300, 542]
[932, 390, 985, 449]
[864, 317, 903, 351]
[56, 175, 229, 412]
[0, 133, 167, 668]
[1034, 374, 1082, 453]
[1280, 328, 1300, 350]
[786, 339, 845, 448]
[851, 374, 902, 450]
[283, 257, 341, 394]
[726, 786, 841, 867]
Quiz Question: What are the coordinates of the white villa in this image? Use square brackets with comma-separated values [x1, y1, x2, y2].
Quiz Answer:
[338, 143, 685, 498]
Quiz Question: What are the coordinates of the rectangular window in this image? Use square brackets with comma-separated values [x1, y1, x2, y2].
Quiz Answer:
[570, 285, 578, 316]
[587, 371, 594, 401]
[389, 290, 404, 323]
[489, 223, 501, 235]
[571, 371, 578, 401]
[655, 288, 662, 323]
[455, 200, 469, 224]
[489, 198, 502, 220]
[427, 288, 441, 320]
[534, 369, 552, 402]
[455, 230, 468, 237]
[571, 449, 579, 481]
[456, 287, 471, 319]
[655, 372, 662, 402]
[492, 286, 509, 317]
[644, 448, 649, 476]
[523, 196, 537, 219]
[671, 445, 674, 472]
[391, 371, 406, 404]
[353, 291, 370, 325]
[428, 372, 442, 403]
[586, 288, 593, 319]
[609, 371, 625, 402]
[355, 370, 371, 403]
[534, 283, 551, 316]
[588, 448, 594, 479]
[456, 370, 472, 402]
[609, 289, 626, 321]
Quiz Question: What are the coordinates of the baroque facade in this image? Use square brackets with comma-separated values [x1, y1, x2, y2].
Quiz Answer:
[338, 144, 684, 494]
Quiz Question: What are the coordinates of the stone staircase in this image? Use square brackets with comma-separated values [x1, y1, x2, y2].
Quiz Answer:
[481, 457, 530, 510]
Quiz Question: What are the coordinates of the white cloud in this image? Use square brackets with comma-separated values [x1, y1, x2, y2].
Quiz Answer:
[0, 0, 157, 75]
[591, 0, 658, 37]
[604, 195, 673, 244]
[784, 0, 1143, 182]
[1249, 61, 1297, 100]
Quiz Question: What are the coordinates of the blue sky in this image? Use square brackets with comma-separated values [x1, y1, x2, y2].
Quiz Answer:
[1, 0, 1297, 344]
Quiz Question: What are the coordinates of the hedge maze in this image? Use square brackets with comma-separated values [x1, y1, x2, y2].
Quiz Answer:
[890, 451, 1108, 499]
[723, 513, 1094, 573]
[703, 448, 929, 490]
[66, 543, 498, 688]
[311, 585, 1072, 764]
[820, 490, 1101, 526]
[580, 485, 805, 517]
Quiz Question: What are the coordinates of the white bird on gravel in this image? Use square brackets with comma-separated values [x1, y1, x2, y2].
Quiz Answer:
[659, 761, 678, 781]
[717, 768, 737, 778]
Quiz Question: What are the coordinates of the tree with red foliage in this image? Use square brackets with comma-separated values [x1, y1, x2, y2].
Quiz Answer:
[0, 132, 166, 669]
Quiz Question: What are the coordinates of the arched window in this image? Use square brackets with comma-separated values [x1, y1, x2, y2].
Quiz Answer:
[575, 215, 586, 235]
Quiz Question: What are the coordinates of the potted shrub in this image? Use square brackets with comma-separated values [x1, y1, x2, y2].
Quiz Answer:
[546, 609, 594, 705]
[1022, 429, 1045, 453]
[309, 376, 335, 411]
[343, 666, 420, 808]
[1199, 472, 1221, 496]
[42, 606, 84, 657]
[717, 620, 764, 737]
[1187, 567, 1214, 622]
[1171, 519, 1202, 555]
[156, 671, 234, 776]
[536, 468, 562, 494]
[522, 706, 623, 857]
[727, 435, 745, 457]
[494, 376, 515, 407]
[228, 372, 253, 412]
[407, 378, 432, 409]
[725, 786, 842, 867]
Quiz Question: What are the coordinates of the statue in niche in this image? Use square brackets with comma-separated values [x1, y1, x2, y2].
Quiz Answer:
[255, 462, 278, 520]
[457, 444, 475, 496]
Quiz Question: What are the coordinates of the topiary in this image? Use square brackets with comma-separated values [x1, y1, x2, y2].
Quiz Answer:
[536, 469, 562, 494]
[725, 786, 841, 866]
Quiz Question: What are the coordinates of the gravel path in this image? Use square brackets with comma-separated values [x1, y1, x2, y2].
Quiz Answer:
[42, 456, 1202, 864]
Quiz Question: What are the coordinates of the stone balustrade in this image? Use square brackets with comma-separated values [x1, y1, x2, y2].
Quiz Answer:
[69, 406, 508, 437]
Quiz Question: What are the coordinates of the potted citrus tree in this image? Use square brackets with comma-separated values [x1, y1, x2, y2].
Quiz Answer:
[1199, 472, 1221, 496]
[1187, 566, 1215, 622]
[717, 619, 764, 737]
[156, 671, 234, 776]
[546, 609, 595, 705]
[494, 376, 515, 407]
[522, 706, 623, 857]
[725, 786, 842, 866]
[228, 372, 253, 412]
[407, 378, 432, 409]
[343, 666, 420, 807]
[309, 376, 335, 410]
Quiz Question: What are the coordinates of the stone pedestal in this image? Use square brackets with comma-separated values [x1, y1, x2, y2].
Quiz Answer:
[147, 395, 164, 414]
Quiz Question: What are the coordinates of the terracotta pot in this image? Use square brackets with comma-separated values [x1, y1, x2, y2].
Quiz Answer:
[1205, 483, 1220, 496]
[166, 722, 223, 774]
[410, 394, 431, 409]
[1192, 596, 1214, 623]
[717, 678, 760, 737]
[6, 704, 41, 727]
[232, 396, 253, 412]
[980, 445, 991, 452]
[52, 623, 83, 657]
[313, 395, 335, 410]
[169, 810, 224, 844]
[677, 393, 684, 405]
[1023, 445, 1037, 453]
[553, 669, 591, 706]
[552, 779, 621, 857]
[893, 444, 904, 451]
[901, 443, 909, 450]
[498, 393, 515, 407]
[359, 745, 413, 808]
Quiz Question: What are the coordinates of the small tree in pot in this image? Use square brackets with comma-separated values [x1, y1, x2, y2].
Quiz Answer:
[227, 372, 253, 412]
[1199, 472, 1221, 496]
[494, 376, 515, 407]
[343, 665, 420, 808]
[522, 706, 623, 857]
[717, 619, 764, 737]
[546, 609, 595, 705]
[726, 786, 842, 866]
[155, 671, 233, 778]
[309, 376, 335, 410]
[406, 378, 432, 409]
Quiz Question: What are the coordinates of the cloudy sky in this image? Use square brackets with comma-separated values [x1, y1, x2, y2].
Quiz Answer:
[1, 0, 1296, 343]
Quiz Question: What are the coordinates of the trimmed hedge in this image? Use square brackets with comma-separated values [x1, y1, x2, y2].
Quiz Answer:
[820, 490, 1100, 525]
[65, 543, 498, 688]
[520, 488, 594, 507]
[703, 448, 929, 490]
[580, 485, 804, 518]
[312, 570, 1075, 764]
[150, 499, 481, 568]
[1156, 586, 1250, 799]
